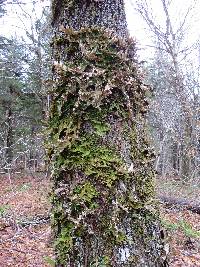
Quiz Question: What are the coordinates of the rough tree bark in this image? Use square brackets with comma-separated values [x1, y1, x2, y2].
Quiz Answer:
[47, 0, 168, 266]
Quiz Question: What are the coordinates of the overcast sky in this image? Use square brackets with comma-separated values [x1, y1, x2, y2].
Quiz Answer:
[0, 0, 200, 62]
[125, 0, 200, 59]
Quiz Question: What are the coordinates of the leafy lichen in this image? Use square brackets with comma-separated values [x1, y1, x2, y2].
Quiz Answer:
[47, 27, 167, 266]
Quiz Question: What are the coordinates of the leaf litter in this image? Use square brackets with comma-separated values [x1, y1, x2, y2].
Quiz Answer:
[0, 174, 199, 266]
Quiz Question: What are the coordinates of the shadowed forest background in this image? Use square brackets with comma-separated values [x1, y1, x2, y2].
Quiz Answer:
[0, 0, 200, 266]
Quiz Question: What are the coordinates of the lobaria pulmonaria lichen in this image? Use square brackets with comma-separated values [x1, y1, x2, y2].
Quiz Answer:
[46, 27, 168, 266]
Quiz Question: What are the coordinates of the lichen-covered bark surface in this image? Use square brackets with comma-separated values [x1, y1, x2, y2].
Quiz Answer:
[52, 0, 128, 38]
[47, 1, 168, 266]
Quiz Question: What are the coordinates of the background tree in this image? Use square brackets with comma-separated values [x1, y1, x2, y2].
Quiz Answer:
[47, 0, 168, 266]
[134, 0, 200, 180]
[0, 1, 50, 173]
[0, 0, 6, 17]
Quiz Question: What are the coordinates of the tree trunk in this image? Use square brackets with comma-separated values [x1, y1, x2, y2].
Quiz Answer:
[47, 0, 168, 266]
[5, 106, 13, 165]
[180, 115, 192, 180]
[5, 85, 14, 166]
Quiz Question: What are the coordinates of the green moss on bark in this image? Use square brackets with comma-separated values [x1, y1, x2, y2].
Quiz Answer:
[47, 28, 168, 266]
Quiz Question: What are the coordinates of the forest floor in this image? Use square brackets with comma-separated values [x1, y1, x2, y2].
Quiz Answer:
[0, 174, 199, 267]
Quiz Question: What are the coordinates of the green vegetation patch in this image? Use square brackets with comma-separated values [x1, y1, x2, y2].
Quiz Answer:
[0, 204, 11, 216]
[162, 218, 200, 239]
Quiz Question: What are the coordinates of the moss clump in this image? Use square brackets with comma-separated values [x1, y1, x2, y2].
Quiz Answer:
[47, 27, 167, 266]
[55, 135, 129, 187]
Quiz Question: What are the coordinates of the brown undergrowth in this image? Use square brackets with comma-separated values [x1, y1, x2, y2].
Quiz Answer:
[0, 174, 53, 267]
[157, 176, 200, 267]
[0, 174, 199, 266]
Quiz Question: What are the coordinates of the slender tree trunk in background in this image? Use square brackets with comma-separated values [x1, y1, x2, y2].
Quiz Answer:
[171, 142, 180, 176]
[5, 85, 14, 166]
[47, 0, 168, 266]
[179, 106, 193, 180]
[5, 106, 13, 164]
